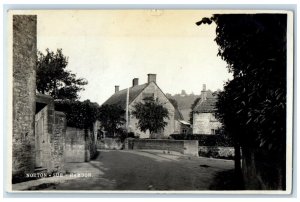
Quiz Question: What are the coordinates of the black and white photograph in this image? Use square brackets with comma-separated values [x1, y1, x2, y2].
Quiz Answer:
[7, 9, 293, 193]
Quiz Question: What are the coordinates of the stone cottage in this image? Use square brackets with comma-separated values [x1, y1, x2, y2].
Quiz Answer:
[192, 84, 222, 135]
[102, 74, 182, 138]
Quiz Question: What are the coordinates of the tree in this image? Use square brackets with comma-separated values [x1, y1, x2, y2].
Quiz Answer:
[197, 14, 287, 189]
[132, 97, 169, 137]
[55, 99, 99, 130]
[36, 48, 88, 100]
[189, 97, 201, 124]
[97, 104, 126, 137]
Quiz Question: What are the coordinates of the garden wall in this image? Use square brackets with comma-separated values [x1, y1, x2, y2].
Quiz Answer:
[125, 139, 198, 156]
[97, 138, 123, 150]
[65, 127, 97, 162]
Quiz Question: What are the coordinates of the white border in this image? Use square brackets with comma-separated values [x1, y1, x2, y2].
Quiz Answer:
[2, 5, 296, 198]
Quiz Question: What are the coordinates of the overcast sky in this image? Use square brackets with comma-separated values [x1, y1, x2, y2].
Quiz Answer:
[34, 10, 232, 105]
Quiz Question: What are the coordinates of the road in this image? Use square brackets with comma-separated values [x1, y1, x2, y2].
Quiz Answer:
[16, 150, 236, 191]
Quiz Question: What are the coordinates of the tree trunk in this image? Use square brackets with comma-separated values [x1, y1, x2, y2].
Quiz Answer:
[234, 142, 241, 173]
[234, 142, 244, 189]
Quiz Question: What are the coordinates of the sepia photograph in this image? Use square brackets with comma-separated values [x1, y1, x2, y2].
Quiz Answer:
[6, 9, 293, 193]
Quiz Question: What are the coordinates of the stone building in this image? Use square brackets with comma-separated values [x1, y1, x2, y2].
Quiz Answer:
[192, 84, 222, 135]
[12, 15, 37, 183]
[102, 74, 182, 138]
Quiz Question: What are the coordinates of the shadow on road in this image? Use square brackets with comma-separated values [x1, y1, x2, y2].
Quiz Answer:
[91, 150, 101, 160]
[209, 169, 245, 190]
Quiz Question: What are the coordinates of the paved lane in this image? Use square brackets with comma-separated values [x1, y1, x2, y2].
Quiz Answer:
[16, 150, 234, 191]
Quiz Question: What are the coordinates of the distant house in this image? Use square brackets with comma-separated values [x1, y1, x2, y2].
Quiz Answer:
[174, 119, 192, 135]
[192, 84, 222, 135]
[102, 74, 183, 138]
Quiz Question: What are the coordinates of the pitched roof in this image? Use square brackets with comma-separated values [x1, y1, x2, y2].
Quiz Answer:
[193, 90, 218, 113]
[193, 98, 218, 113]
[174, 108, 184, 120]
[102, 82, 183, 121]
[178, 120, 190, 125]
[102, 83, 148, 109]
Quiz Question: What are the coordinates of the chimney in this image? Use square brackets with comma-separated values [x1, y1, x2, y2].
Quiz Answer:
[115, 85, 119, 93]
[132, 78, 139, 87]
[147, 74, 157, 83]
[201, 84, 207, 101]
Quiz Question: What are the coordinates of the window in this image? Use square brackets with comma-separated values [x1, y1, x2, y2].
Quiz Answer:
[211, 129, 215, 135]
[142, 93, 154, 100]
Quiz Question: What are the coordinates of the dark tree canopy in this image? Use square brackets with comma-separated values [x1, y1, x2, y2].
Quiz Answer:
[55, 99, 99, 130]
[37, 49, 88, 100]
[203, 14, 287, 150]
[197, 14, 287, 189]
[132, 97, 169, 135]
[97, 104, 126, 137]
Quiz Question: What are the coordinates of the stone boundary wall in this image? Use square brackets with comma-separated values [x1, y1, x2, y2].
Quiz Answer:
[35, 94, 66, 174]
[125, 139, 198, 156]
[52, 111, 66, 172]
[97, 138, 123, 150]
[198, 146, 234, 159]
[65, 127, 96, 162]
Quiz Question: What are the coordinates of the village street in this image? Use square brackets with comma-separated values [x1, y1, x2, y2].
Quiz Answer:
[14, 150, 236, 191]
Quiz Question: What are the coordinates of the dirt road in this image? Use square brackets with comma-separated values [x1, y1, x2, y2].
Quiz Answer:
[16, 150, 235, 191]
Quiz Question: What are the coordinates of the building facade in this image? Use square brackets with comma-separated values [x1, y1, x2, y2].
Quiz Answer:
[192, 85, 222, 135]
[102, 74, 181, 138]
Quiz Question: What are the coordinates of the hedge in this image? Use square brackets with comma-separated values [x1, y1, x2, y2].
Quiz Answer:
[170, 134, 233, 147]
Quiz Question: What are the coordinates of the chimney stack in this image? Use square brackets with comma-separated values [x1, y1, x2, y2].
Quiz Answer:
[147, 74, 157, 83]
[132, 78, 139, 87]
[115, 85, 119, 93]
[201, 84, 207, 101]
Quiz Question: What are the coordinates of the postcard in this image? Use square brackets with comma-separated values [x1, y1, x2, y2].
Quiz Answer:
[6, 9, 293, 194]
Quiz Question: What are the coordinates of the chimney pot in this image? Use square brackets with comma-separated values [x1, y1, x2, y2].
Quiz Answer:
[115, 85, 119, 93]
[201, 84, 207, 101]
[132, 78, 139, 87]
[147, 74, 157, 83]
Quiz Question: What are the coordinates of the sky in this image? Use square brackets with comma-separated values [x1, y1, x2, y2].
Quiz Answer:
[33, 10, 232, 105]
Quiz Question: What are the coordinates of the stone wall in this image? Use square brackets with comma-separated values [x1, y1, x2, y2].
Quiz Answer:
[35, 94, 66, 174]
[198, 146, 235, 159]
[192, 112, 222, 134]
[12, 15, 37, 183]
[65, 127, 97, 162]
[52, 111, 66, 172]
[125, 139, 198, 156]
[33, 94, 65, 175]
[97, 138, 123, 150]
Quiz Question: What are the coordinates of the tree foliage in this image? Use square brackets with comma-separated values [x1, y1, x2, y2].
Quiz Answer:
[200, 14, 287, 150]
[132, 97, 169, 136]
[97, 104, 126, 137]
[55, 99, 99, 130]
[197, 14, 287, 189]
[189, 97, 201, 124]
[37, 49, 88, 100]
